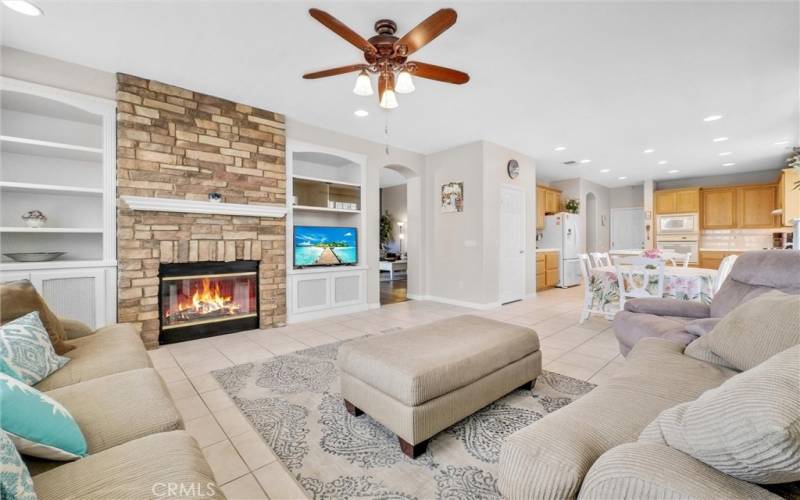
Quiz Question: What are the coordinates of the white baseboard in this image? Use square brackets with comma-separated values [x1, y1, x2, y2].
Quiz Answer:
[288, 303, 370, 323]
[368, 302, 381, 310]
[407, 294, 501, 310]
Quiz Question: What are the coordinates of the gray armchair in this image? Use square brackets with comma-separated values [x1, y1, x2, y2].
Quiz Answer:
[613, 250, 800, 356]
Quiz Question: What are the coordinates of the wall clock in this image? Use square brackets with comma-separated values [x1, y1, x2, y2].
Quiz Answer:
[507, 159, 520, 179]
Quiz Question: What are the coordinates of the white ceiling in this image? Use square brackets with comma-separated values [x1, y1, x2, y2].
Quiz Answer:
[2, 1, 797, 187]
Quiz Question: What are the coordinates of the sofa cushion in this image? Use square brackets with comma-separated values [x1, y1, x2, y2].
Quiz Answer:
[623, 298, 710, 318]
[0, 372, 87, 461]
[0, 311, 69, 385]
[498, 338, 737, 500]
[612, 311, 692, 356]
[0, 280, 73, 355]
[579, 443, 779, 500]
[0, 429, 36, 500]
[339, 315, 540, 406]
[32, 431, 224, 500]
[34, 323, 151, 392]
[687, 290, 800, 371]
[640, 345, 800, 484]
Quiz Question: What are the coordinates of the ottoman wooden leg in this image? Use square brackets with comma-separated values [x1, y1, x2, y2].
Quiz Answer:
[398, 437, 428, 459]
[344, 400, 363, 417]
[518, 377, 537, 391]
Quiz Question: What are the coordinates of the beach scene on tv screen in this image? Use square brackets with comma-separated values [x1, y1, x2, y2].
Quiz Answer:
[295, 226, 357, 266]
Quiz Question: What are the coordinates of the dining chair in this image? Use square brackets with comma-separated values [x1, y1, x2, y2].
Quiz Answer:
[590, 252, 612, 268]
[615, 257, 665, 309]
[714, 254, 738, 294]
[578, 253, 609, 323]
[664, 252, 691, 268]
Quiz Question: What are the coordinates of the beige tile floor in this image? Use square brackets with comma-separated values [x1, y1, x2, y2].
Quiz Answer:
[148, 285, 624, 499]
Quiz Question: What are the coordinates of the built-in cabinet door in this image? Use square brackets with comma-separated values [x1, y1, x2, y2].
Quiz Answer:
[27, 268, 112, 329]
[655, 191, 676, 214]
[536, 187, 546, 229]
[675, 189, 700, 213]
[545, 190, 558, 214]
[702, 188, 737, 229]
[781, 168, 800, 226]
[738, 185, 777, 228]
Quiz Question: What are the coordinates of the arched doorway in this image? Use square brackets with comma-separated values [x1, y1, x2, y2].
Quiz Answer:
[586, 192, 598, 253]
[379, 164, 420, 305]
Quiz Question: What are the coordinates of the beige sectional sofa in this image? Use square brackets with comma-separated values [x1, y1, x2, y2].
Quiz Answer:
[8, 309, 225, 498]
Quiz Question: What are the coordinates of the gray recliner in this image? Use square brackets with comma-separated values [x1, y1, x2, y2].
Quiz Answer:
[613, 250, 800, 356]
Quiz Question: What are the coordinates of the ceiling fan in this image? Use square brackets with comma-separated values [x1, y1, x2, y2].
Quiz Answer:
[303, 8, 470, 110]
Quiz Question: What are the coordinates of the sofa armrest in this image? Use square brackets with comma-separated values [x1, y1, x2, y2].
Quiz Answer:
[578, 443, 779, 500]
[624, 298, 710, 319]
[59, 318, 94, 340]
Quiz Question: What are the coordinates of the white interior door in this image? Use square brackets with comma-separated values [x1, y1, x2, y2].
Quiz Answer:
[610, 208, 645, 250]
[500, 186, 525, 304]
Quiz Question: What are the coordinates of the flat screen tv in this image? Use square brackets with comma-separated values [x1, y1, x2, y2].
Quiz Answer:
[294, 226, 358, 268]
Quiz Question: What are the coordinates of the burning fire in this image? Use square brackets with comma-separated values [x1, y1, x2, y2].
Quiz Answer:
[166, 278, 241, 320]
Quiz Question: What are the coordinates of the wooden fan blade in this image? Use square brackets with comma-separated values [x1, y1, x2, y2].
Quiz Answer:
[303, 64, 367, 79]
[309, 9, 376, 54]
[409, 62, 469, 84]
[395, 9, 457, 56]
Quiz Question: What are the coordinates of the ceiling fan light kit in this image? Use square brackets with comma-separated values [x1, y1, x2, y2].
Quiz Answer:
[304, 7, 469, 110]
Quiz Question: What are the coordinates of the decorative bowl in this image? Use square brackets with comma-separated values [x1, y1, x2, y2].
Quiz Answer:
[22, 210, 47, 228]
[3, 252, 66, 262]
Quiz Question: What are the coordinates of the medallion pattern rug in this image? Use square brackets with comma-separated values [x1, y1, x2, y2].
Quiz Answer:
[213, 340, 595, 500]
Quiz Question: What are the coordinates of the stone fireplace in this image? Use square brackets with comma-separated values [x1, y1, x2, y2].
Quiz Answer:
[115, 74, 287, 347]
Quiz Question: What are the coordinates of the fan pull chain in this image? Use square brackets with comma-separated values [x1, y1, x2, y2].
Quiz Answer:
[384, 111, 390, 156]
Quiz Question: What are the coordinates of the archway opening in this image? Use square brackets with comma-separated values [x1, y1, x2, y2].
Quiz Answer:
[379, 164, 419, 305]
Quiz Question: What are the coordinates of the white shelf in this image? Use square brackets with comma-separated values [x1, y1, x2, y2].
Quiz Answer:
[292, 205, 361, 214]
[0, 259, 117, 271]
[0, 181, 103, 196]
[0, 135, 103, 162]
[292, 174, 362, 188]
[288, 264, 369, 275]
[0, 227, 104, 233]
[121, 196, 288, 218]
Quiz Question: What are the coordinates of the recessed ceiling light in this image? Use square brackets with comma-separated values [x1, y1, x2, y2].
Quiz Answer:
[774, 140, 790, 145]
[703, 115, 723, 122]
[718, 151, 732, 156]
[668, 169, 680, 174]
[643, 149, 655, 154]
[722, 162, 736, 167]
[600, 169, 611, 173]
[353, 109, 369, 117]
[712, 137, 728, 142]
[617, 176, 628, 180]
[554, 146, 566, 152]
[1, 0, 42, 15]
[578, 159, 591, 164]
[657, 160, 668, 165]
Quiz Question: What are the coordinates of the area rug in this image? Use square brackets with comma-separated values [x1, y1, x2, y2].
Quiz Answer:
[213, 340, 595, 500]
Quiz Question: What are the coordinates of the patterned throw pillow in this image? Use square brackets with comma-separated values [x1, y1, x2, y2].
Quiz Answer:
[0, 429, 37, 500]
[0, 372, 87, 461]
[0, 311, 69, 385]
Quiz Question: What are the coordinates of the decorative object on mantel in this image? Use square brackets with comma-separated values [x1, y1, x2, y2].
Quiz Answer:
[565, 198, 580, 214]
[302, 8, 469, 110]
[441, 182, 464, 213]
[21, 210, 46, 228]
[120, 196, 287, 218]
[207, 192, 223, 203]
[507, 159, 520, 179]
[3, 252, 65, 263]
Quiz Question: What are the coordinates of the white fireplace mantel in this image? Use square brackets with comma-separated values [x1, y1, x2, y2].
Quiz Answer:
[121, 196, 287, 218]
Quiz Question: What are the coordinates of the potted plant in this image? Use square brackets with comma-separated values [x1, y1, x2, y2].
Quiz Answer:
[380, 211, 393, 250]
[565, 199, 580, 214]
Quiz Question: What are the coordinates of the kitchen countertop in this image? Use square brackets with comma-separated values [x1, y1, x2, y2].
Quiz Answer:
[535, 248, 559, 253]
[699, 248, 770, 252]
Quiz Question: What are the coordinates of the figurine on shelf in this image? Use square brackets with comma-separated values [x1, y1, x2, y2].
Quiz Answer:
[21, 210, 47, 228]
[208, 192, 223, 203]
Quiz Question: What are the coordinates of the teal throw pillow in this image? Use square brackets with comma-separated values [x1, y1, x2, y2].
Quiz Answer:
[0, 429, 37, 500]
[0, 311, 69, 385]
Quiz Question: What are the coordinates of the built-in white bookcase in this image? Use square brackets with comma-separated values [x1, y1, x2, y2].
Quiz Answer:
[0, 78, 117, 328]
[285, 141, 369, 322]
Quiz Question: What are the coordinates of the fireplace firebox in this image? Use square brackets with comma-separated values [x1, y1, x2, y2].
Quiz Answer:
[158, 261, 259, 344]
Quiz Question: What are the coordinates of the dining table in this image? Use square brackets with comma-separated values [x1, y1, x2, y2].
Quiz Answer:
[587, 264, 718, 313]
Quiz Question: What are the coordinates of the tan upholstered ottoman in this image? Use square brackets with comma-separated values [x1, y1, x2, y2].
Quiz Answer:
[338, 314, 541, 458]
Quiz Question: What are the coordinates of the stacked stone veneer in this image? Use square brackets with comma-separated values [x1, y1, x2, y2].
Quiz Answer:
[115, 73, 286, 347]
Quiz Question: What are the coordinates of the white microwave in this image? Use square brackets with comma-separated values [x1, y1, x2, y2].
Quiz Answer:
[657, 213, 699, 235]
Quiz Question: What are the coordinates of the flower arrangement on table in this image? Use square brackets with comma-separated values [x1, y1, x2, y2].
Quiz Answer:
[642, 248, 663, 259]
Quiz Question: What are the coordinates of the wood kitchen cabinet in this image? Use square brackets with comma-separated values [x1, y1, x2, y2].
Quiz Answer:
[536, 185, 562, 229]
[738, 185, 777, 228]
[655, 188, 700, 214]
[700, 250, 743, 270]
[702, 188, 737, 229]
[778, 168, 800, 227]
[536, 251, 560, 290]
